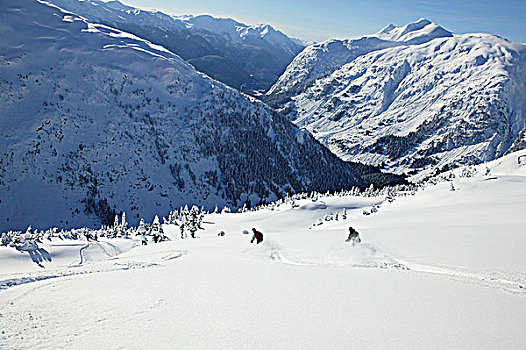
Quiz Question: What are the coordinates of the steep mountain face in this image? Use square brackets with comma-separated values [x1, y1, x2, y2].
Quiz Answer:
[265, 19, 452, 106]
[265, 19, 526, 178]
[0, 0, 362, 231]
[46, 0, 305, 94]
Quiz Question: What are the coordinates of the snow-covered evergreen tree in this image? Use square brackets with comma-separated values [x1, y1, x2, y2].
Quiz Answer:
[136, 218, 148, 245]
[121, 212, 129, 237]
[168, 210, 178, 224]
[180, 218, 187, 239]
[150, 215, 165, 243]
[187, 206, 200, 238]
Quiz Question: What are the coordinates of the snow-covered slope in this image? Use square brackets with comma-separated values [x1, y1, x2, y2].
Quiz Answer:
[0, 0, 363, 232]
[1, 150, 525, 349]
[46, 0, 305, 93]
[265, 20, 526, 178]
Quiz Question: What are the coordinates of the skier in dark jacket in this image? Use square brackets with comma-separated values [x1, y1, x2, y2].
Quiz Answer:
[250, 228, 264, 244]
[346, 226, 361, 245]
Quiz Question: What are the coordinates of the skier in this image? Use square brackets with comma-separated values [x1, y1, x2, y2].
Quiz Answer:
[250, 228, 264, 244]
[346, 226, 361, 246]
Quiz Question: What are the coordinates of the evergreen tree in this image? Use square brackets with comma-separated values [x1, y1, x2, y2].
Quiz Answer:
[180, 218, 187, 239]
[136, 218, 148, 245]
[187, 206, 200, 238]
[150, 215, 163, 243]
[168, 210, 177, 224]
[121, 212, 128, 237]
[109, 214, 119, 238]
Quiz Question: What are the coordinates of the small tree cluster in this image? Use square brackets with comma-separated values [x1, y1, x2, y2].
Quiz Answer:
[106, 213, 129, 239]
[177, 205, 206, 239]
[0, 226, 42, 251]
[0, 211, 172, 252]
[150, 215, 167, 243]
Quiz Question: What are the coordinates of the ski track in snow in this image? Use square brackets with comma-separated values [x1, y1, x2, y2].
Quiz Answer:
[397, 260, 526, 296]
[75, 241, 122, 266]
[257, 241, 526, 297]
[0, 261, 160, 292]
[262, 242, 408, 270]
[0, 243, 190, 292]
[76, 243, 90, 266]
[161, 251, 186, 261]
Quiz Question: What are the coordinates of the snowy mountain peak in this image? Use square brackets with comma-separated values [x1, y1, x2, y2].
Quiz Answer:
[408, 17, 432, 28]
[376, 18, 452, 44]
[379, 23, 397, 34]
[379, 18, 433, 34]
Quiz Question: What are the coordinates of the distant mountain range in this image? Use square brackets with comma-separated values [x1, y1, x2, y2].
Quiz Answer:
[3, 0, 524, 232]
[0, 0, 381, 231]
[45, 0, 305, 94]
[265, 19, 526, 178]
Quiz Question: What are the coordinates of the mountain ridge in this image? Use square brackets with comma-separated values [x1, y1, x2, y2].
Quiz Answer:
[265, 19, 526, 179]
[265, 18, 452, 101]
[45, 0, 305, 94]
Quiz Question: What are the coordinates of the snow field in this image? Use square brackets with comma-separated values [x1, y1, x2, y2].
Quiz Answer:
[1, 151, 525, 349]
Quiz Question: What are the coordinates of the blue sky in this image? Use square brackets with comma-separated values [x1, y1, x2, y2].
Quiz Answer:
[122, 0, 526, 43]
